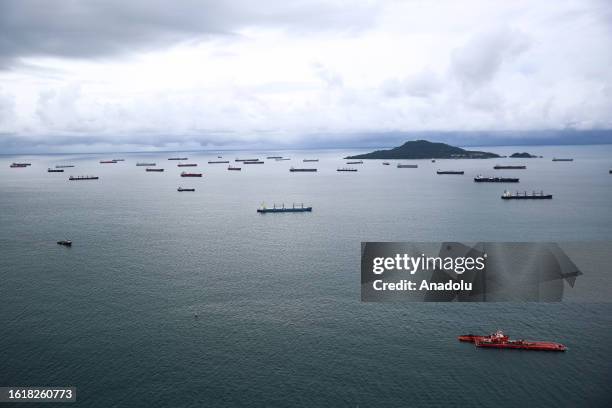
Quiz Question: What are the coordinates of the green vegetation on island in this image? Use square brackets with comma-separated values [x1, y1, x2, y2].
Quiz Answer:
[345, 140, 500, 160]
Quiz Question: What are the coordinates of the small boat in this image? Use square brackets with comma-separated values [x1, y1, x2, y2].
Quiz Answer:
[177, 163, 197, 167]
[337, 168, 357, 172]
[397, 164, 418, 168]
[57, 240, 72, 246]
[243, 160, 264, 164]
[346, 160, 363, 164]
[431, 159, 436, 163]
[494, 165, 526, 169]
[181, 172, 202, 177]
[48, 168, 64, 172]
[69, 175, 99, 180]
[303, 159, 319, 162]
[146, 168, 164, 172]
[552, 158, 574, 162]
[290, 167, 317, 172]
[437, 170, 464, 175]
[168, 157, 188, 160]
[228, 166, 241, 171]
[177, 187, 195, 192]
[136, 162, 156, 166]
[257, 203, 312, 213]
[382, 162, 390, 166]
[100, 160, 117, 164]
[55, 165, 75, 168]
[474, 175, 519, 183]
[502, 190, 552, 200]
[208, 160, 230, 164]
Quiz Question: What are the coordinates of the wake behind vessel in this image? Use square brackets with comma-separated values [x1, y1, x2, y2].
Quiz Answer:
[459, 330, 566, 351]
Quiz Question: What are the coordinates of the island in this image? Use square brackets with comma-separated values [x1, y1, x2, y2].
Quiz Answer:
[345, 140, 500, 160]
[510, 152, 539, 158]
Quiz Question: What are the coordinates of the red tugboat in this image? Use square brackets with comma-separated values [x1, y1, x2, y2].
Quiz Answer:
[459, 330, 566, 351]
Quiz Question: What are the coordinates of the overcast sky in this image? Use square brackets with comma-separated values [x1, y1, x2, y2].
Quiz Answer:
[1, 0, 611, 152]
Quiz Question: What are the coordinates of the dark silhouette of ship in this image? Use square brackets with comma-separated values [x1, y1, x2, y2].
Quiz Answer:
[290, 167, 317, 172]
[437, 170, 464, 175]
[257, 203, 312, 213]
[337, 168, 357, 172]
[181, 172, 202, 177]
[474, 175, 519, 183]
[177, 187, 195, 192]
[48, 168, 64, 172]
[494, 165, 526, 169]
[502, 190, 552, 199]
[69, 176, 99, 180]
[146, 168, 164, 172]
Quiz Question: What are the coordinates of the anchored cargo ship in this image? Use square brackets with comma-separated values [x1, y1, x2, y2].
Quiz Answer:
[208, 160, 230, 164]
[177, 163, 197, 167]
[168, 157, 188, 160]
[10, 163, 30, 168]
[397, 164, 418, 168]
[290, 167, 317, 172]
[69, 176, 99, 180]
[494, 165, 526, 169]
[181, 172, 202, 177]
[136, 162, 156, 166]
[337, 168, 357, 172]
[502, 190, 552, 199]
[146, 168, 164, 172]
[257, 203, 312, 213]
[100, 160, 117, 164]
[228, 166, 241, 171]
[382, 162, 390, 165]
[437, 170, 464, 175]
[177, 187, 195, 192]
[267, 156, 283, 159]
[57, 240, 72, 246]
[55, 165, 75, 168]
[552, 158, 573, 161]
[346, 160, 363, 164]
[474, 175, 519, 183]
[235, 158, 259, 162]
[276, 158, 291, 161]
[243, 160, 264, 164]
[48, 168, 64, 172]
[459, 330, 566, 351]
[303, 159, 319, 162]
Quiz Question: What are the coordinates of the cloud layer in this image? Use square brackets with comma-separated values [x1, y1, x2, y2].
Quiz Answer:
[1, 0, 611, 151]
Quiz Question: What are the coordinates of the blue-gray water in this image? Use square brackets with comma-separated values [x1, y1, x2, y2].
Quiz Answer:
[1, 145, 611, 407]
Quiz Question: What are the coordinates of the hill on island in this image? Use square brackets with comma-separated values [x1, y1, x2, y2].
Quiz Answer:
[345, 140, 500, 159]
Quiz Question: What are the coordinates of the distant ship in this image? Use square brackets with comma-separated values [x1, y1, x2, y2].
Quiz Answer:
[502, 190, 552, 199]
[69, 175, 99, 180]
[10, 163, 30, 168]
[180, 172, 202, 177]
[235, 158, 259, 162]
[552, 158, 574, 162]
[276, 158, 291, 161]
[208, 160, 230, 164]
[436, 170, 464, 175]
[113, 159, 125, 162]
[474, 175, 519, 183]
[494, 165, 526, 169]
[346, 160, 363, 164]
[228, 166, 241, 171]
[459, 330, 566, 352]
[257, 203, 312, 213]
[243, 160, 264, 164]
[146, 168, 164, 172]
[136, 162, 156, 166]
[431, 159, 436, 163]
[168, 157, 188, 160]
[55, 165, 75, 168]
[48, 168, 64, 172]
[57, 240, 72, 247]
[177, 163, 197, 167]
[290, 167, 317, 172]
[382, 162, 390, 165]
[267, 156, 283, 159]
[177, 187, 195, 192]
[303, 159, 319, 162]
[100, 160, 117, 164]
[337, 168, 357, 172]
[397, 164, 418, 168]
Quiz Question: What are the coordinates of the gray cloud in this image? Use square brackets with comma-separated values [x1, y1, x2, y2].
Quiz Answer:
[0, 0, 379, 68]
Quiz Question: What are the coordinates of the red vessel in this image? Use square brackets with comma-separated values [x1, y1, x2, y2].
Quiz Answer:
[100, 160, 117, 164]
[181, 172, 202, 177]
[459, 330, 566, 351]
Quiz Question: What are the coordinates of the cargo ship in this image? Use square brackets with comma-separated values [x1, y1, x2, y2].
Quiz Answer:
[474, 175, 519, 183]
[168, 157, 188, 160]
[48, 168, 64, 172]
[494, 165, 526, 169]
[177, 187, 195, 192]
[502, 190, 552, 199]
[346, 160, 363, 164]
[57, 240, 72, 246]
[267, 156, 283, 159]
[337, 168, 357, 172]
[290, 167, 317, 172]
[136, 162, 156, 166]
[235, 158, 259, 162]
[276, 158, 291, 161]
[177, 163, 197, 167]
[437, 170, 464, 175]
[55, 165, 75, 168]
[459, 330, 566, 352]
[243, 160, 264, 164]
[552, 158, 573, 162]
[257, 203, 312, 213]
[208, 160, 230, 164]
[69, 175, 99, 180]
[228, 166, 241, 171]
[146, 168, 164, 172]
[100, 160, 117, 164]
[10, 163, 30, 168]
[397, 164, 418, 168]
[113, 159, 125, 162]
[382, 162, 390, 165]
[180, 172, 202, 177]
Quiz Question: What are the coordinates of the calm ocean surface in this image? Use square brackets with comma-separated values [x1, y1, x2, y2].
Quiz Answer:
[1, 145, 611, 407]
